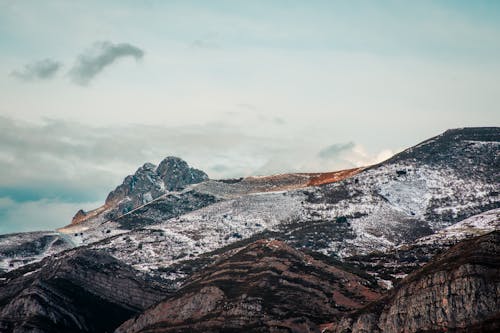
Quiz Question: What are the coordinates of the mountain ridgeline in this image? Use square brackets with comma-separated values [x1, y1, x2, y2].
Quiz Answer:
[0, 127, 498, 333]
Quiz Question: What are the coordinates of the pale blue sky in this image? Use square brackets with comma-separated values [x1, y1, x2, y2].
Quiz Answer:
[1, 0, 499, 233]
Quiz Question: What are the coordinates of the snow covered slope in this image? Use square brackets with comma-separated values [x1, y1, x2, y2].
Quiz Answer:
[72, 127, 498, 278]
[415, 208, 500, 246]
[0, 232, 73, 272]
[0, 127, 498, 277]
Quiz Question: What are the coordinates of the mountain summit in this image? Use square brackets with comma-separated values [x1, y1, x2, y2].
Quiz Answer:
[70, 156, 208, 226]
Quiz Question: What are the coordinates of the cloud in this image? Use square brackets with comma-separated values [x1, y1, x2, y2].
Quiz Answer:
[69, 41, 144, 85]
[11, 58, 62, 80]
[318, 142, 356, 159]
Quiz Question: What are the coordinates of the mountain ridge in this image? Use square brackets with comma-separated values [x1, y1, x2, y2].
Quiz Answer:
[0, 126, 498, 333]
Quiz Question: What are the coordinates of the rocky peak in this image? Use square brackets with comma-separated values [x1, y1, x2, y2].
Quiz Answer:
[105, 156, 208, 207]
[71, 156, 208, 224]
[156, 156, 208, 191]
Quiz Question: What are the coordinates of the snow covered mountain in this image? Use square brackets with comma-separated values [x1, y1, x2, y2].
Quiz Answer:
[1, 127, 498, 277]
[67, 127, 499, 281]
[0, 127, 498, 333]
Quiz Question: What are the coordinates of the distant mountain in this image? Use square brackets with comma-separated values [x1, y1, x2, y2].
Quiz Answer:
[68, 156, 208, 227]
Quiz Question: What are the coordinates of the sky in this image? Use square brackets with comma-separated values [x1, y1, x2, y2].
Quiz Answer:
[1, 0, 499, 234]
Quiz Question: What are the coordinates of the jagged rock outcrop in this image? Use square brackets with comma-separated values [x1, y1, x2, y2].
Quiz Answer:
[326, 231, 500, 333]
[68, 156, 208, 226]
[0, 249, 168, 333]
[116, 239, 381, 333]
[156, 156, 209, 191]
[105, 157, 208, 210]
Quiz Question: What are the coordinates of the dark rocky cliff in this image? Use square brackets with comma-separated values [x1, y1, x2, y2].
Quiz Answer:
[327, 231, 500, 333]
[116, 239, 381, 333]
[0, 249, 168, 333]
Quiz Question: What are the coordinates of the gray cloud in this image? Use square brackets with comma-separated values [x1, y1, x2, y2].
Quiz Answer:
[318, 142, 356, 159]
[11, 58, 62, 80]
[69, 41, 144, 85]
[0, 116, 391, 234]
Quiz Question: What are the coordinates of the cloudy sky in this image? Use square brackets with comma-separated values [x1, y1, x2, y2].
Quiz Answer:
[1, 0, 499, 233]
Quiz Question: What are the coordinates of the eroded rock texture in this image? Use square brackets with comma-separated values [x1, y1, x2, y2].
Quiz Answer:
[116, 239, 381, 333]
[0, 249, 168, 333]
[327, 231, 500, 333]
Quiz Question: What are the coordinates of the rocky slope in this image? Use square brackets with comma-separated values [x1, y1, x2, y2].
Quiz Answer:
[3, 127, 496, 279]
[0, 231, 73, 273]
[342, 208, 500, 289]
[0, 248, 168, 333]
[67, 156, 208, 227]
[67, 127, 499, 280]
[326, 231, 500, 333]
[0, 127, 498, 333]
[116, 239, 381, 333]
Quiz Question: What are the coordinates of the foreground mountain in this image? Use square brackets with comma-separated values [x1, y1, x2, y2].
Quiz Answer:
[116, 239, 381, 333]
[326, 231, 500, 333]
[0, 248, 168, 333]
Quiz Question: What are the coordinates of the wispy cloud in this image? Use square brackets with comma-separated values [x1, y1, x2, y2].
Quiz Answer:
[69, 41, 144, 85]
[11, 58, 62, 81]
[0, 116, 393, 233]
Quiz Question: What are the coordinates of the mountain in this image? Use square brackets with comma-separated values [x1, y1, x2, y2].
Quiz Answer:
[341, 208, 500, 288]
[325, 231, 500, 333]
[116, 239, 381, 333]
[56, 127, 498, 283]
[1, 128, 499, 279]
[0, 127, 498, 332]
[67, 156, 209, 227]
[0, 248, 168, 333]
[0, 231, 73, 272]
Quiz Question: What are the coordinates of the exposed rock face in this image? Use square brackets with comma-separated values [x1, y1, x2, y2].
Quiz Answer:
[116, 240, 381, 333]
[69, 156, 208, 226]
[328, 231, 500, 333]
[105, 162, 164, 210]
[156, 156, 209, 191]
[105, 157, 208, 217]
[0, 249, 168, 333]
